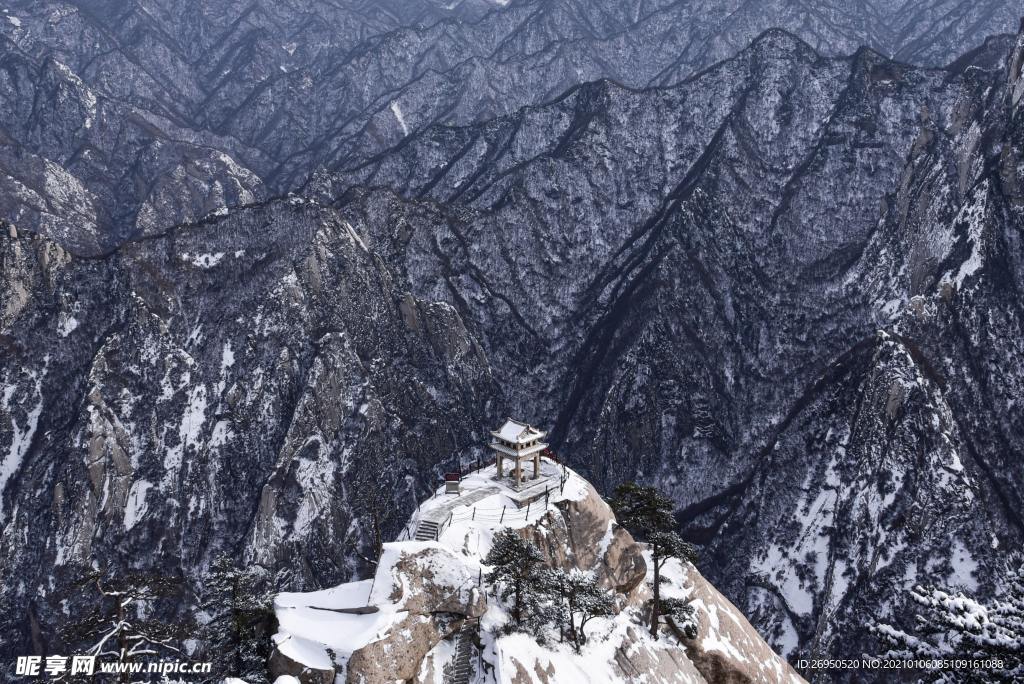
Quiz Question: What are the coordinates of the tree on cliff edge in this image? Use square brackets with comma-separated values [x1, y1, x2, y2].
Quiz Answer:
[200, 556, 278, 683]
[610, 483, 698, 640]
[484, 528, 545, 629]
[60, 569, 188, 680]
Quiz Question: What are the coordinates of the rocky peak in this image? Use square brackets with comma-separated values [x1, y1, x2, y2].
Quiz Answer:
[270, 462, 803, 683]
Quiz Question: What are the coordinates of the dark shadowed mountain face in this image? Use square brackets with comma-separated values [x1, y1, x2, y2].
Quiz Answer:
[0, 199, 495, 657]
[0, 0, 1023, 674]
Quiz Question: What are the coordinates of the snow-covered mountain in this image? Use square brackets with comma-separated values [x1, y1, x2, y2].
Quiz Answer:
[0, 0, 1019, 249]
[271, 462, 803, 683]
[0, 0, 1023, 679]
[0, 199, 495, 661]
[311, 21, 1024, 662]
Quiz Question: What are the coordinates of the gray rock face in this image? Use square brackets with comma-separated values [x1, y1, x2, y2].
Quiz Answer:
[521, 479, 648, 595]
[0, 199, 493, 656]
[339, 545, 487, 683]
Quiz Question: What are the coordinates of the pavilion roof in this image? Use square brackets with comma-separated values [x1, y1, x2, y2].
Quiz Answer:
[491, 418, 546, 444]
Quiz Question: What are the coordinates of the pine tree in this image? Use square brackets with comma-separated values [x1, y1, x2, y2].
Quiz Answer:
[349, 448, 396, 566]
[872, 562, 1024, 682]
[484, 528, 545, 629]
[548, 569, 615, 652]
[660, 597, 699, 639]
[609, 483, 676, 536]
[520, 575, 563, 646]
[60, 569, 188, 677]
[647, 531, 697, 639]
[200, 556, 278, 683]
[610, 483, 698, 640]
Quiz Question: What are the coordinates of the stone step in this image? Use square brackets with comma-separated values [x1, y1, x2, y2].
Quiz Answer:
[414, 520, 440, 541]
[444, 620, 477, 684]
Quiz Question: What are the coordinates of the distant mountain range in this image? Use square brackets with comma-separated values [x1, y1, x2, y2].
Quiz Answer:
[0, 0, 1018, 249]
[1, 0, 1022, 674]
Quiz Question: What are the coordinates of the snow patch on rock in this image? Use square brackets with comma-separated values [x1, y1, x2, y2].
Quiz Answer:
[390, 101, 409, 137]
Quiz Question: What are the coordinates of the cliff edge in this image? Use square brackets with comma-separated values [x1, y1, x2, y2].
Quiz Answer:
[270, 461, 804, 683]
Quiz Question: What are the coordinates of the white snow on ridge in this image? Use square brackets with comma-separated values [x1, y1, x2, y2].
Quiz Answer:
[289, 449, 335, 536]
[948, 539, 979, 592]
[947, 180, 988, 289]
[51, 60, 96, 128]
[344, 222, 368, 251]
[7, 15, 21, 27]
[58, 313, 79, 337]
[390, 100, 409, 136]
[180, 385, 208, 450]
[214, 341, 236, 399]
[182, 252, 225, 268]
[221, 341, 235, 372]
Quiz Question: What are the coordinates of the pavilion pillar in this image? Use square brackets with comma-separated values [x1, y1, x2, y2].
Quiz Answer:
[497, 454, 503, 477]
[515, 458, 522, 487]
[533, 454, 539, 479]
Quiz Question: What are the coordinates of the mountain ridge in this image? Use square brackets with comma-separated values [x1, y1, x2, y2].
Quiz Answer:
[1, 4, 1023, 676]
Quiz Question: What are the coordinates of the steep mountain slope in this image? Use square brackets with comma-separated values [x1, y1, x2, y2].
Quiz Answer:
[0, 0, 1019, 249]
[1, 2, 1023, 674]
[271, 464, 804, 684]
[0, 199, 494, 657]
[312, 25, 1024, 662]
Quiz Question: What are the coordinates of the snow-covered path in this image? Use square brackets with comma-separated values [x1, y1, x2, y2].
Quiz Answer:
[420, 485, 501, 524]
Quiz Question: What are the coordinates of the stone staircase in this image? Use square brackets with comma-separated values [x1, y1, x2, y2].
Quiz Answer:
[444, 619, 476, 684]
[414, 519, 440, 541]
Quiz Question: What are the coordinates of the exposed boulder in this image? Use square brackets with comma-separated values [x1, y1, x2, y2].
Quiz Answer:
[271, 542, 486, 684]
[346, 612, 461, 683]
[520, 480, 647, 594]
[387, 546, 488, 617]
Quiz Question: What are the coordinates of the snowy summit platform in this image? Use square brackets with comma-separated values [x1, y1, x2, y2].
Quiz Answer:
[489, 418, 549, 487]
[409, 458, 578, 542]
[271, 455, 804, 684]
[271, 459, 591, 679]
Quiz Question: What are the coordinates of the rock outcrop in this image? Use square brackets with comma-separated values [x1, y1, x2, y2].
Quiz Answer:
[271, 465, 803, 683]
[345, 546, 487, 682]
[521, 480, 648, 595]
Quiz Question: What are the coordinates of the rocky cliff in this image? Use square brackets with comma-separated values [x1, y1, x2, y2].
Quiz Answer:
[270, 463, 803, 684]
[0, 198, 494, 656]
